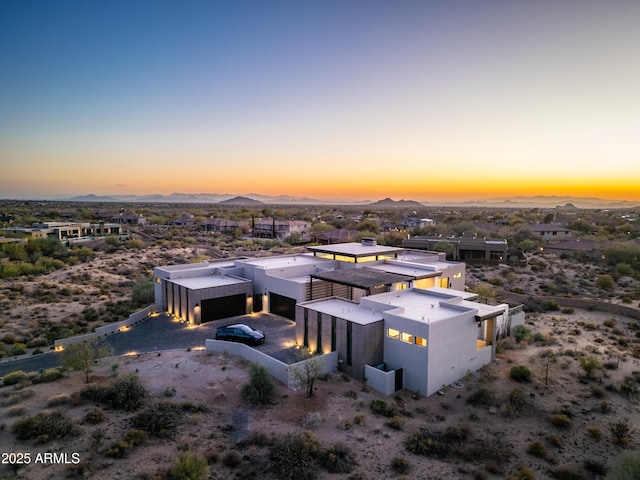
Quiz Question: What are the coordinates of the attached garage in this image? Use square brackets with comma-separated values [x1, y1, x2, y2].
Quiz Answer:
[201, 294, 247, 323]
[161, 274, 253, 325]
[269, 292, 297, 320]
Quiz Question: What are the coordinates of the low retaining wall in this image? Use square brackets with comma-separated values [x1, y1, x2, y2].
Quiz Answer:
[365, 364, 396, 396]
[205, 339, 338, 390]
[497, 291, 640, 321]
[54, 304, 164, 348]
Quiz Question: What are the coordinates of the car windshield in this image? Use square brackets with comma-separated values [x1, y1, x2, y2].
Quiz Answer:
[235, 325, 252, 333]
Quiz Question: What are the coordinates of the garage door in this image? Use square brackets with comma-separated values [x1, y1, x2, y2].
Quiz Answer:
[201, 294, 246, 323]
[269, 292, 296, 320]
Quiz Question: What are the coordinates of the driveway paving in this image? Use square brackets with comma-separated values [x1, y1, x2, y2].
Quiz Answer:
[0, 313, 297, 378]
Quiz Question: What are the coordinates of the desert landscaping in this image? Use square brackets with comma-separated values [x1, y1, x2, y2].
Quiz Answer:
[1, 203, 639, 479]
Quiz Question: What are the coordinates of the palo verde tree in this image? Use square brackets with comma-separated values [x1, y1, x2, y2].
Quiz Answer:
[289, 348, 325, 398]
[62, 338, 113, 383]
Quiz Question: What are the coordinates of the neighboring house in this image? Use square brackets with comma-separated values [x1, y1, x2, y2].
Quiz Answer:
[199, 217, 249, 233]
[531, 224, 571, 241]
[403, 235, 508, 263]
[253, 219, 310, 240]
[153, 239, 523, 397]
[314, 229, 358, 245]
[402, 217, 435, 230]
[2, 222, 122, 241]
[112, 213, 147, 225]
[171, 214, 194, 226]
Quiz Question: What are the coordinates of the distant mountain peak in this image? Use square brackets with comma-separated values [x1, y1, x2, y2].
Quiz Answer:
[218, 196, 264, 206]
[368, 198, 424, 208]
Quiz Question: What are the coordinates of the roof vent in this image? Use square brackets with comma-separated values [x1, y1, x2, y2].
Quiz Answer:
[361, 237, 377, 247]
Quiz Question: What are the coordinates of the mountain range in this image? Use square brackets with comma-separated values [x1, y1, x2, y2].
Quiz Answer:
[43, 193, 640, 209]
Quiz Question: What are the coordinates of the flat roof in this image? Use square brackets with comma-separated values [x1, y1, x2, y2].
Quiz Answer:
[364, 263, 440, 279]
[169, 275, 249, 289]
[240, 254, 324, 269]
[300, 297, 384, 325]
[363, 288, 505, 324]
[311, 269, 413, 290]
[307, 242, 404, 258]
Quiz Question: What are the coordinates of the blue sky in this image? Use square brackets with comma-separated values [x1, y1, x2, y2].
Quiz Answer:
[1, 1, 639, 201]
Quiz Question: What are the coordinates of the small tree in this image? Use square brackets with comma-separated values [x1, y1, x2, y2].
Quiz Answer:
[539, 349, 558, 386]
[241, 363, 275, 405]
[63, 338, 113, 383]
[289, 349, 324, 398]
[131, 276, 155, 306]
[596, 274, 616, 292]
[580, 356, 601, 379]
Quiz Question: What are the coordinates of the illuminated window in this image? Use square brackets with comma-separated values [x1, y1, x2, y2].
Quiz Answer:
[378, 254, 395, 260]
[401, 332, 413, 344]
[155, 277, 161, 283]
[315, 252, 333, 260]
[453, 273, 462, 279]
[335, 255, 355, 263]
[415, 337, 427, 347]
[387, 328, 400, 339]
[357, 255, 377, 263]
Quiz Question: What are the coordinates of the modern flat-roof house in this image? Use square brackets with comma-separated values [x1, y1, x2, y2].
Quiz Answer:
[154, 239, 523, 396]
[403, 235, 508, 263]
[252, 219, 311, 240]
[2, 222, 123, 241]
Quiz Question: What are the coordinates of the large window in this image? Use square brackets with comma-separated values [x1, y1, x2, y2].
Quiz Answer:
[388, 328, 426, 348]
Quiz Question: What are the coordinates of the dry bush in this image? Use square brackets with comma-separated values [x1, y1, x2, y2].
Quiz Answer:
[550, 414, 572, 429]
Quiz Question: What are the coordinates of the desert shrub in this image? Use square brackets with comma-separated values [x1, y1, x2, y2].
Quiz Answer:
[386, 415, 405, 430]
[600, 400, 612, 413]
[2, 370, 28, 386]
[391, 455, 410, 474]
[527, 441, 547, 458]
[269, 431, 320, 480]
[12, 411, 78, 443]
[510, 365, 532, 382]
[132, 401, 182, 438]
[610, 418, 634, 446]
[222, 451, 241, 468]
[608, 451, 640, 480]
[508, 465, 536, 480]
[354, 413, 366, 425]
[540, 300, 560, 311]
[302, 412, 323, 429]
[506, 388, 527, 414]
[106, 374, 149, 410]
[603, 318, 617, 328]
[320, 443, 358, 473]
[123, 428, 148, 446]
[170, 450, 210, 480]
[369, 399, 399, 417]
[32, 367, 65, 383]
[586, 426, 602, 440]
[546, 433, 563, 448]
[46, 393, 70, 406]
[579, 356, 601, 379]
[106, 439, 131, 458]
[10, 343, 26, 356]
[619, 377, 639, 399]
[241, 363, 275, 405]
[514, 326, 532, 343]
[584, 459, 607, 476]
[1, 388, 34, 406]
[591, 385, 605, 397]
[551, 414, 572, 429]
[561, 307, 574, 314]
[467, 386, 495, 406]
[7, 406, 26, 417]
[405, 425, 471, 458]
[84, 407, 105, 424]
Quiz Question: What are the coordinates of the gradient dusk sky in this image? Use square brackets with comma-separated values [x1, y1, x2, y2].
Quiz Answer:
[1, 1, 639, 202]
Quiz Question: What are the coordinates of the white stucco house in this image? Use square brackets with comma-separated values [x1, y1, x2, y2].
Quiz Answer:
[153, 239, 524, 396]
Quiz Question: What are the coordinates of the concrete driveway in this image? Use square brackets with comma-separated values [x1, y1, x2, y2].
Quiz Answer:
[0, 313, 298, 377]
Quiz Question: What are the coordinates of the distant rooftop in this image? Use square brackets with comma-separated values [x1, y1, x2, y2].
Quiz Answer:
[300, 297, 384, 325]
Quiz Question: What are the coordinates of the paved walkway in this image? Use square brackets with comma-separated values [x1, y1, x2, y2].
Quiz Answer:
[0, 313, 297, 378]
